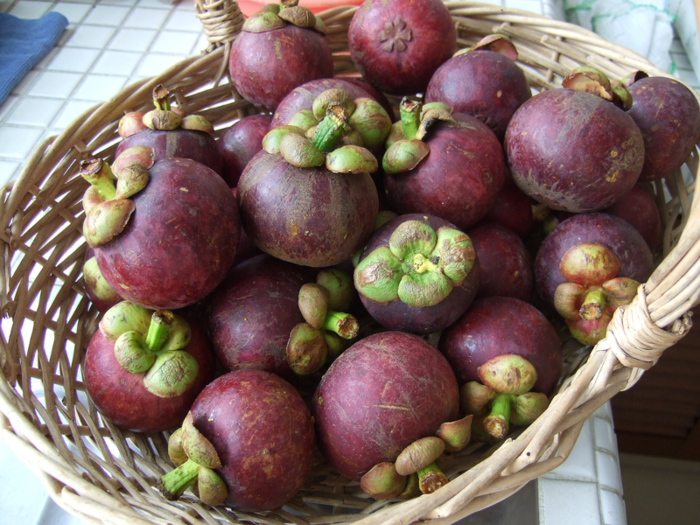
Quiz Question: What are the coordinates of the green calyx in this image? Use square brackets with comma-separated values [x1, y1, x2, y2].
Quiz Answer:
[610, 79, 633, 110]
[348, 98, 392, 148]
[286, 322, 328, 376]
[477, 354, 538, 396]
[469, 34, 518, 61]
[560, 242, 621, 286]
[288, 110, 318, 131]
[262, 125, 306, 154]
[243, 1, 316, 32]
[99, 301, 196, 398]
[83, 256, 121, 306]
[354, 221, 476, 308]
[143, 85, 211, 132]
[360, 462, 407, 500]
[382, 139, 430, 174]
[316, 268, 353, 311]
[394, 437, 450, 495]
[436, 415, 473, 453]
[326, 145, 378, 174]
[562, 66, 614, 101]
[312, 89, 356, 121]
[280, 133, 326, 168]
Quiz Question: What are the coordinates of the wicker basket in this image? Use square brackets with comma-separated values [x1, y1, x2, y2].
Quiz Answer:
[1, 2, 698, 524]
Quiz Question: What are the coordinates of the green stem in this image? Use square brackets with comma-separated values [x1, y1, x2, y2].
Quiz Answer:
[81, 159, 117, 201]
[322, 311, 359, 339]
[483, 394, 513, 440]
[416, 462, 448, 494]
[311, 105, 347, 152]
[160, 458, 200, 500]
[579, 288, 606, 321]
[153, 85, 171, 111]
[400, 98, 422, 141]
[145, 311, 171, 354]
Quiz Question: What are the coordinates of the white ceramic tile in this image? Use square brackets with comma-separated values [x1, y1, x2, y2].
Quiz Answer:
[11, 71, 40, 95]
[548, 419, 597, 482]
[593, 401, 613, 421]
[175, 0, 197, 11]
[108, 27, 157, 51]
[596, 451, 624, 494]
[539, 479, 602, 525]
[0, 126, 45, 159]
[593, 417, 618, 457]
[599, 488, 627, 525]
[73, 74, 128, 102]
[52, 100, 98, 129]
[90, 50, 142, 76]
[51, 2, 92, 23]
[150, 30, 199, 54]
[0, 440, 47, 525]
[123, 6, 169, 29]
[28, 71, 83, 98]
[83, 4, 131, 26]
[0, 161, 20, 185]
[5, 97, 65, 127]
[47, 47, 101, 73]
[164, 9, 204, 31]
[194, 33, 210, 53]
[66, 24, 116, 49]
[137, 0, 172, 7]
[9, 0, 53, 18]
[102, 0, 138, 5]
[135, 52, 187, 76]
[0, 95, 19, 121]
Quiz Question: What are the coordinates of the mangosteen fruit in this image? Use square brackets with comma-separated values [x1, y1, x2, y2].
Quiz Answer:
[116, 85, 223, 176]
[348, 0, 456, 96]
[81, 147, 240, 310]
[83, 301, 215, 432]
[228, 1, 334, 110]
[602, 184, 662, 251]
[426, 34, 532, 141]
[217, 114, 272, 187]
[160, 370, 315, 511]
[354, 213, 480, 334]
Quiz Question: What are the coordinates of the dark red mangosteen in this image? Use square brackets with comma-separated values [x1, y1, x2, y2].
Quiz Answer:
[160, 370, 315, 510]
[383, 100, 506, 230]
[505, 67, 644, 213]
[228, 1, 334, 110]
[81, 148, 240, 310]
[535, 213, 654, 345]
[354, 213, 480, 334]
[627, 75, 700, 181]
[314, 331, 472, 497]
[83, 247, 122, 312]
[238, 88, 388, 267]
[467, 221, 533, 302]
[217, 114, 272, 187]
[602, 184, 662, 251]
[83, 301, 215, 432]
[116, 85, 223, 176]
[484, 175, 546, 238]
[348, 0, 456, 96]
[426, 34, 532, 141]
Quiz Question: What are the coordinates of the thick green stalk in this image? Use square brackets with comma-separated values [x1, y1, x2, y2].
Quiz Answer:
[322, 311, 359, 339]
[145, 312, 171, 354]
[483, 394, 513, 440]
[311, 105, 347, 152]
[160, 459, 200, 500]
[400, 98, 422, 141]
[416, 462, 448, 494]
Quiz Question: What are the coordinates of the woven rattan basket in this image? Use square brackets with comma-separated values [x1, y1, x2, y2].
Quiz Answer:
[1, 2, 699, 524]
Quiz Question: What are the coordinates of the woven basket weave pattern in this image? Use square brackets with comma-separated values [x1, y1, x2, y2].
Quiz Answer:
[0, 2, 698, 524]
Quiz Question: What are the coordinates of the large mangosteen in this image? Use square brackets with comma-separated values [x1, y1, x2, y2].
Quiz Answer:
[217, 114, 272, 187]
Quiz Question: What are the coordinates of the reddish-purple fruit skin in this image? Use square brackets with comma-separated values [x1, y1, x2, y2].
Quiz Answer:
[96, 158, 240, 310]
[313, 331, 459, 481]
[485, 176, 539, 238]
[270, 78, 377, 128]
[535, 213, 654, 306]
[426, 49, 532, 141]
[83, 317, 215, 433]
[229, 25, 334, 111]
[192, 370, 315, 511]
[217, 114, 272, 187]
[237, 150, 379, 267]
[384, 114, 506, 231]
[115, 128, 223, 177]
[627, 77, 700, 181]
[467, 222, 533, 301]
[357, 213, 480, 334]
[602, 184, 662, 250]
[208, 255, 314, 381]
[439, 296, 562, 395]
[505, 89, 644, 212]
[348, 0, 456, 96]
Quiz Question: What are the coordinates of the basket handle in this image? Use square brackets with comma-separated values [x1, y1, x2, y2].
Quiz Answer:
[195, 0, 245, 85]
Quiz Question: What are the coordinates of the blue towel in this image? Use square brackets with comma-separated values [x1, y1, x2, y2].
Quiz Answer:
[0, 12, 68, 106]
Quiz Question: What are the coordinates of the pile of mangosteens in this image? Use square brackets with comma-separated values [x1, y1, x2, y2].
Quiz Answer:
[77, 0, 699, 514]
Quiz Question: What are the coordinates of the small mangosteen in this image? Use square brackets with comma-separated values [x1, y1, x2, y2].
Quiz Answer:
[116, 85, 223, 176]
[354, 213, 480, 334]
[426, 34, 532, 141]
[229, 1, 334, 110]
[160, 370, 315, 510]
[348, 0, 456, 96]
[535, 213, 654, 345]
[83, 301, 215, 432]
[314, 331, 471, 497]
[602, 184, 663, 251]
[81, 148, 240, 310]
[383, 99, 506, 230]
[505, 67, 644, 213]
[238, 88, 388, 266]
[217, 114, 272, 187]
[626, 75, 700, 181]
[485, 175, 548, 238]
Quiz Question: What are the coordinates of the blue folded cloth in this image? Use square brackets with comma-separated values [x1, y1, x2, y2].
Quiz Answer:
[0, 12, 68, 106]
